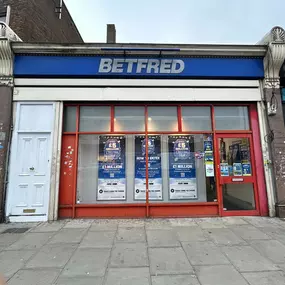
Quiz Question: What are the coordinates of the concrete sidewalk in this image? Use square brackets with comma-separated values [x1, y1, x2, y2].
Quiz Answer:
[1, 217, 285, 284]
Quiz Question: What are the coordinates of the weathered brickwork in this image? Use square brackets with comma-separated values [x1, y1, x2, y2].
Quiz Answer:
[264, 88, 285, 217]
[0, 86, 12, 222]
[0, 0, 83, 43]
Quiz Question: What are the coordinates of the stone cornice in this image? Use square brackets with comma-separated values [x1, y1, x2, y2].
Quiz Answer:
[259, 26, 285, 89]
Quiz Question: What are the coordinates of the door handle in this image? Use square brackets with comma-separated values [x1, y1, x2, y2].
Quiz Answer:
[29, 167, 35, 171]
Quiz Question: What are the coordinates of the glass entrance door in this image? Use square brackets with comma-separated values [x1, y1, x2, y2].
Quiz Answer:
[216, 134, 259, 216]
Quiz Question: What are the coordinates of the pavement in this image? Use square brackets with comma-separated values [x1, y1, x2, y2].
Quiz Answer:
[1, 217, 285, 284]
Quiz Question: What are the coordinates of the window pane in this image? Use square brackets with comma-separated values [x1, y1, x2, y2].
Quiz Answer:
[222, 183, 255, 210]
[148, 134, 217, 204]
[182, 107, 211, 131]
[219, 138, 252, 177]
[63, 106, 76, 132]
[115, 106, 145, 131]
[214, 106, 249, 130]
[148, 107, 178, 131]
[80, 106, 110, 132]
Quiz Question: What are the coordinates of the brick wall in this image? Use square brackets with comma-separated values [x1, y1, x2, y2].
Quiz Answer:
[0, 86, 12, 222]
[264, 88, 285, 216]
[0, 0, 83, 43]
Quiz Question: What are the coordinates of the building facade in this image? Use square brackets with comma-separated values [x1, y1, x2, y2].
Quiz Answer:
[0, 0, 83, 43]
[2, 41, 272, 222]
[0, 0, 82, 222]
[2, 27, 285, 222]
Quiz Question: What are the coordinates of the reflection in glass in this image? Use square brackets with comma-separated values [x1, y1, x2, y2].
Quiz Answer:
[182, 107, 211, 131]
[219, 138, 251, 177]
[63, 106, 76, 132]
[134, 135, 162, 200]
[149, 134, 217, 203]
[79, 106, 110, 132]
[115, 106, 145, 131]
[77, 135, 145, 204]
[215, 106, 249, 130]
[148, 107, 178, 131]
[222, 183, 255, 210]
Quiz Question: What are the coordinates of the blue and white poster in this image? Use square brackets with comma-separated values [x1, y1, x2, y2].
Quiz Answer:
[134, 136, 162, 200]
[98, 136, 126, 200]
[233, 162, 243, 176]
[168, 136, 197, 200]
[242, 163, 252, 176]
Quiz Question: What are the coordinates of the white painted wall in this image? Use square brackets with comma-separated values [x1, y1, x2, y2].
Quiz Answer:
[13, 87, 262, 102]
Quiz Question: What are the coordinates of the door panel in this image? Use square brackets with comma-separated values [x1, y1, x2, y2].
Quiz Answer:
[34, 137, 49, 176]
[18, 136, 33, 175]
[11, 133, 51, 216]
[216, 134, 259, 215]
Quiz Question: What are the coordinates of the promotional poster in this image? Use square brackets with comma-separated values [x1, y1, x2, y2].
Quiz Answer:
[220, 163, 229, 176]
[168, 135, 197, 200]
[134, 136, 162, 200]
[233, 162, 243, 176]
[97, 136, 126, 200]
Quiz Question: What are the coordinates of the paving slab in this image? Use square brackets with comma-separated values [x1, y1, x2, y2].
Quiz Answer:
[25, 243, 77, 268]
[259, 227, 285, 244]
[230, 225, 271, 240]
[104, 267, 150, 285]
[222, 245, 278, 272]
[149, 247, 193, 275]
[168, 218, 198, 227]
[7, 232, 53, 250]
[242, 271, 285, 285]
[63, 220, 93, 229]
[89, 222, 118, 232]
[195, 265, 249, 285]
[243, 217, 284, 228]
[145, 219, 172, 230]
[110, 243, 148, 268]
[222, 217, 249, 226]
[205, 228, 247, 246]
[182, 241, 230, 266]
[62, 248, 110, 277]
[117, 219, 145, 228]
[31, 222, 65, 233]
[48, 228, 86, 244]
[0, 250, 36, 278]
[115, 227, 146, 243]
[79, 231, 115, 248]
[55, 277, 103, 285]
[0, 233, 21, 248]
[146, 229, 180, 247]
[7, 269, 60, 285]
[250, 239, 285, 264]
[176, 226, 208, 242]
[196, 218, 226, 229]
[152, 274, 200, 285]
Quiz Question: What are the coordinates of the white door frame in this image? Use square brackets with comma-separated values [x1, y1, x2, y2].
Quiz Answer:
[6, 102, 56, 222]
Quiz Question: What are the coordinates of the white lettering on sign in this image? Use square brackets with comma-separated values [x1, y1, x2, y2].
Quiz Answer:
[98, 58, 185, 74]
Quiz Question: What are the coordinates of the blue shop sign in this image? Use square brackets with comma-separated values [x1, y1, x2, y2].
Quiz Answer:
[14, 55, 264, 78]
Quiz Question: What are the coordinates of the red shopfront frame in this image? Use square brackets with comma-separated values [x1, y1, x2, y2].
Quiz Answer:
[58, 103, 268, 219]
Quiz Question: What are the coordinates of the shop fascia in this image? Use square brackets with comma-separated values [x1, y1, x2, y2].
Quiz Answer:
[99, 58, 185, 74]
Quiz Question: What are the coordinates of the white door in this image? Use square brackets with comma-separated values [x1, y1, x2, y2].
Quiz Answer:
[10, 133, 51, 216]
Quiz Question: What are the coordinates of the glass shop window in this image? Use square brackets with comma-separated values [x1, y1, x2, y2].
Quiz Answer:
[63, 106, 76, 132]
[148, 106, 178, 132]
[149, 134, 217, 203]
[214, 106, 249, 130]
[77, 134, 146, 204]
[114, 106, 145, 132]
[182, 106, 212, 131]
[76, 133, 217, 204]
[79, 106, 111, 132]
